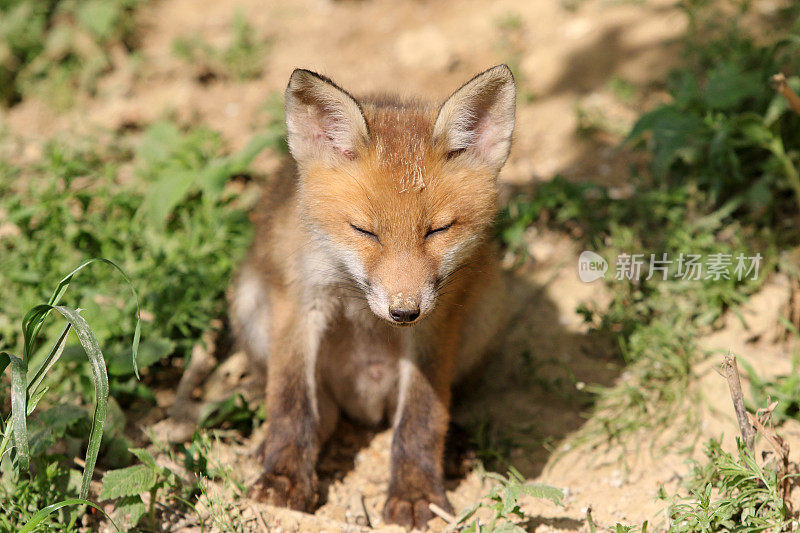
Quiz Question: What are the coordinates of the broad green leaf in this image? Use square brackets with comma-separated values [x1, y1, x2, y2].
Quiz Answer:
[113, 496, 148, 529]
[37, 405, 87, 434]
[130, 448, 157, 469]
[626, 105, 706, 177]
[100, 464, 159, 500]
[137, 169, 196, 226]
[76, 0, 119, 40]
[519, 482, 564, 505]
[136, 121, 182, 167]
[703, 63, 762, 110]
[196, 130, 275, 199]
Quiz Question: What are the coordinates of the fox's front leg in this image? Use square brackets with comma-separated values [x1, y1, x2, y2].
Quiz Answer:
[384, 351, 455, 529]
[250, 312, 324, 512]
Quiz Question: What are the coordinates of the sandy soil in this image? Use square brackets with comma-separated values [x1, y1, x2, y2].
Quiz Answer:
[5, 0, 799, 531]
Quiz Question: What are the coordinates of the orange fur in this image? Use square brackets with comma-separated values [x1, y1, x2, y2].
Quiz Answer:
[230, 65, 516, 530]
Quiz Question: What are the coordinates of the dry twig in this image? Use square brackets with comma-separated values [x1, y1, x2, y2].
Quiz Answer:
[430, 502, 456, 525]
[251, 506, 269, 533]
[774, 73, 800, 117]
[748, 410, 793, 511]
[359, 494, 372, 528]
[722, 353, 756, 452]
[721, 354, 796, 512]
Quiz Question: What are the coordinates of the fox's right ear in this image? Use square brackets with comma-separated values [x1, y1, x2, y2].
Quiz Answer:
[284, 69, 369, 166]
[434, 65, 516, 174]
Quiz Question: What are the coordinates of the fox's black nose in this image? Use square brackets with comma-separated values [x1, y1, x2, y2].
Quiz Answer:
[389, 307, 420, 323]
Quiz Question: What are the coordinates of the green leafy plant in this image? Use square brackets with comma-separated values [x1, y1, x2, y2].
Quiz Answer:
[0, 120, 274, 529]
[99, 447, 180, 529]
[172, 9, 270, 81]
[97, 429, 245, 530]
[497, 0, 800, 455]
[198, 392, 265, 435]
[627, 2, 800, 228]
[0, 0, 145, 107]
[0, 122, 273, 396]
[451, 467, 563, 532]
[0, 259, 139, 531]
[664, 438, 794, 532]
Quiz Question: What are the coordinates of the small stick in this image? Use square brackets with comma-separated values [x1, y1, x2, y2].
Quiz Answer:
[774, 73, 800, 117]
[747, 411, 788, 458]
[251, 506, 269, 533]
[722, 353, 756, 452]
[747, 411, 792, 506]
[429, 502, 456, 525]
[359, 494, 372, 528]
[73, 456, 106, 477]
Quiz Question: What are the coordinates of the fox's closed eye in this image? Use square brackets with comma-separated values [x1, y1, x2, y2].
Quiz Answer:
[350, 223, 379, 241]
[425, 222, 454, 238]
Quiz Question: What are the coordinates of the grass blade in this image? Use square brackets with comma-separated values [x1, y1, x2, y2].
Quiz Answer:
[28, 323, 71, 396]
[0, 323, 69, 464]
[26, 386, 48, 416]
[1, 259, 141, 497]
[51, 306, 110, 500]
[21, 258, 141, 378]
[18, 498, 119, 533]
[9, 354, 29, 471]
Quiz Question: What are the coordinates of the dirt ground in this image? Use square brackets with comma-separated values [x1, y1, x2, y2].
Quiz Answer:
[5, 0, 799, 530]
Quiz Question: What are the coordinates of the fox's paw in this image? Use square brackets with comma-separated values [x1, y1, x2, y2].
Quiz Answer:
[383, 490, 452, 531]
[249, 468, 318, 512]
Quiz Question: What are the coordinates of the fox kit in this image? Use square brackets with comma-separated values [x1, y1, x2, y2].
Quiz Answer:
[230, 65, 516, 529]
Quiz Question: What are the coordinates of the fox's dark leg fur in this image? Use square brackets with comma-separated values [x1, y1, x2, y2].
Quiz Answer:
[249, 310, 322, 512]
[384, 331, 458, 529]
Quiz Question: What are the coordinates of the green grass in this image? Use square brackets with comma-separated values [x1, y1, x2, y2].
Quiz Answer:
[498, 176, 771, 453]
[663, 438, 795, 531]
[633, 0, 800, 225]
[0, 121, 276, 390]
[172, 9, 270, 82]
[0, 259, 140, 531]
[0, 0, 145, 108]
[0, 119, 278, 529]
[496, 0, 799, 456]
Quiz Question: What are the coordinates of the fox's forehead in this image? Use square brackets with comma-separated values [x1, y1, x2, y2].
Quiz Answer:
[361, 98, 439, 192]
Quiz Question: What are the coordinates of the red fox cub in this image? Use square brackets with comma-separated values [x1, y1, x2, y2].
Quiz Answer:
[230, 65, 515, 529]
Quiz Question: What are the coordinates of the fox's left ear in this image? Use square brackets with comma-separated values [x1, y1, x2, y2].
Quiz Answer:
[284, 69, 369, 166]
[434, 65, 516, 174]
